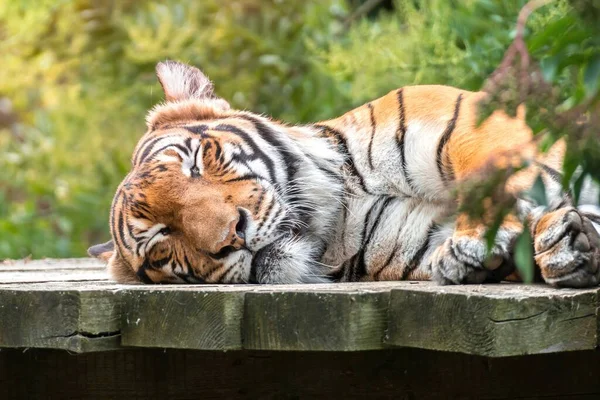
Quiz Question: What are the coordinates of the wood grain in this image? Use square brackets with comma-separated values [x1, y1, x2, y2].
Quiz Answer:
[120, 288, 245, 350]
[244, 290, 389, 351]
[385, 288, 598, 357]
[1, 258, 599, 356]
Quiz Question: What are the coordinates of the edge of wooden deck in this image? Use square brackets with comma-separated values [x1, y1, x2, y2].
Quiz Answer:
[1, 258, 598, 356]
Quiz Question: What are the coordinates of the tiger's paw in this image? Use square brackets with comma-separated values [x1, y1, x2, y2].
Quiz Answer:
[431, 230, 515, 285]
[534, 208, 600, 288]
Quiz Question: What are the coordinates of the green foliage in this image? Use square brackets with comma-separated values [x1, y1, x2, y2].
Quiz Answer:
[514, 222, 535, 283]
[319, 0, 531, 104]
[1, 0, 598, 262]
[0, 0, 348, 258]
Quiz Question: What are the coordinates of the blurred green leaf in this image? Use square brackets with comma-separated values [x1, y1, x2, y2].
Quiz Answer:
[572, 169, 587, 205]
[584, 55, 600, 98]
[514, 224, 534, 284]
[540, 56, 559, 82]
[528, 175, 548, 207]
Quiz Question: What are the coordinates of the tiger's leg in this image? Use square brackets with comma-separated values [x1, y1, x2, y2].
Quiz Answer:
[430, 140, 571, 285]
[532, 205, 600, 287]
[430, 172, 600, 287]
[430, 210, 521, 285]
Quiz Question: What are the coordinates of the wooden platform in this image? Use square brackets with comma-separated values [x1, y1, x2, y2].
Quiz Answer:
[1, 258, 598, 357]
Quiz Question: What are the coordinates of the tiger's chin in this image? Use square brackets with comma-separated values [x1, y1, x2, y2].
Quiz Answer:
[249, 234, 331, 284]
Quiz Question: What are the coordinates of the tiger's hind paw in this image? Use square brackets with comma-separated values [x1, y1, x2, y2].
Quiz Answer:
[534, 208, 600, 288]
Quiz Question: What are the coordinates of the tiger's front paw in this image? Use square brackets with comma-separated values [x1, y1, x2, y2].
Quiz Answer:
[534, 208, 600, 288]
[431, 231, 515, 285]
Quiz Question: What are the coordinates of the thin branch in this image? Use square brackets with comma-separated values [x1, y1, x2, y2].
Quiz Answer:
[343, 0, 386, 30]
[485, 0, 552, 100]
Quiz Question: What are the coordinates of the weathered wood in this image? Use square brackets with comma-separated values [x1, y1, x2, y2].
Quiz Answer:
[244, 290, 389, 351]
[1, 348, 600, 399]
[120, 288, 245, 350]
[0, 289, 121, 352]
[385, 284, 599, 357]
[1, 259, 600, 356]
[0, 258, 108, 283]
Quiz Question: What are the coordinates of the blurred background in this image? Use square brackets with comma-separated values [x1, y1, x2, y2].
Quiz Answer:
[1, 0, 598, 259]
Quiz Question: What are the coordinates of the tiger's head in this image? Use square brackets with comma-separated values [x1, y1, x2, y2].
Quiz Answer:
[89, 61, 343, 284]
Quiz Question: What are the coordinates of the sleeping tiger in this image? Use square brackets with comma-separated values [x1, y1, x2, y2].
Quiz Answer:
[89, 60, 600, 288]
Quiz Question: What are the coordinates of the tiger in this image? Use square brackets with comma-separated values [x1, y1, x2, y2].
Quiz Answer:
[89, 60, 600, 288]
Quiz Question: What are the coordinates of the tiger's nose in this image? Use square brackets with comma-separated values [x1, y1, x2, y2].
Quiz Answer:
[210, 208, 248, 258]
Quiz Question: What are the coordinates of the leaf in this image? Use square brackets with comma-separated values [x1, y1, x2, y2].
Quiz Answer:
[484, 209, 508, 254]
[561, 152, 579, 190]
[527, 175, 547, 207]
[514, 224, 534, 284]
[572, 169, 587, 205]
[583, 55, 600, 98]
[527, 15, 576, 53]
[540, 56, 559, 82]
[484, 221, 501, 254]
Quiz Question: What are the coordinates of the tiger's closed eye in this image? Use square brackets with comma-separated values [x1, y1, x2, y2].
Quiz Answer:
[159, 227, 171, 236]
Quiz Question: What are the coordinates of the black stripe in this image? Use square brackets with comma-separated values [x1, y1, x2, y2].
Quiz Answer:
[139, 139, 190, 165]
[191, 142, 202, 177]
[173, 254, 199, 284]
[213, 140, 222, 161]
[173, 143, 191, 157]
[395, 89, 415, 192]
[214, 263, 236, 282]
[236, 115, 300, 181]
[354, 197, 395, 280]
[254, 190, 266, 215]
[132, 200, 151, 213]
[136, 267, 154, 284]
[117, 198, 132, 251]
[223, 174, 263, 184]
[266, 205, 285, 232]
[314, 124, 372, 194]
[148, 256, 172, 269]
[110, 189, 126, 253]
[329, 265, 346, 282]
[256, 199, 276, 231]
[367, 103, 376, 170]
[213, 124, 278, 183]
[374, 244, 398, 280]
[535, 162, 575, 205]
[236, 115, 305, 205]
[537, 162, 562, 185]
[305, 153, 344, 185]
[184, 125, 208, 136]
[436, 93, 463, 182]
[401, 224, 439, 280]
[135, 136, 167, 166]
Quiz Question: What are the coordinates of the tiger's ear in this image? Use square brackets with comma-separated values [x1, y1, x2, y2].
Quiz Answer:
[88, 240, 114, 262]
[106, 251, 140, 284]
[156, 60, 218, 102]
[88, 241, 140, 283]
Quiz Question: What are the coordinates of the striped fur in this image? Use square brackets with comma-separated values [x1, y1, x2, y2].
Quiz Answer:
[89, 61, 600, 288]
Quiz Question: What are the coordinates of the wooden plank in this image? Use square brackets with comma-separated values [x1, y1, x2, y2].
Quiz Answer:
[0, 258, 108, 283]
[0, 270, 108, 283]
[0, 259, 599, 356]
[0, 257, 105, 270]
[120, 288, 245, 350]
[385, 284, 599, 357]
[1, 348, 600, 399]
[243, 290, 389, 351]
[0, 289, 121, 353]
